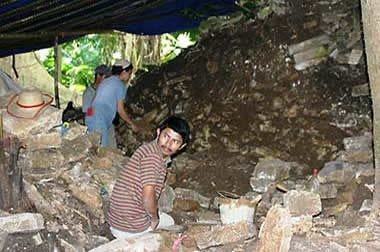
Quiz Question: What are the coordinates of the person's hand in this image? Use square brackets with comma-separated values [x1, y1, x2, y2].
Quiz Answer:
[151, 216, 159, 230]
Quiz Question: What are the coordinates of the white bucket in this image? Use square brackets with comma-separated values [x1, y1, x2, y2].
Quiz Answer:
[219, 195, 262, 225]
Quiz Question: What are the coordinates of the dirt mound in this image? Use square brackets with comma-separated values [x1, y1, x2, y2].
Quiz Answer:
[120, 8, 371, 197]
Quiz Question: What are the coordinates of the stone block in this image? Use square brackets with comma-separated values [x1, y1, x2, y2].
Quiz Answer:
[352, 83, 369, 97]
[290, 236, 349, 252]
[295, 58, 325, 71]
[343, 133, 372, 152]
[194, 222, 257, 250]
[88, 233, 162, 252]
[348, 49, 363, 65]
[62, 122, 87, 141]
[288, 35, 331, 55]
[21, 131, 61, 150]
[337, 150, 373, 164]
[359, 199, 372, 213]
[174, 188, 211, 209]
[318, 161, 355, 184]
[293, 46, 328, 65]
[0, 230, 8, 252]
[19, 148, 65, 169]
[158, 185, 175, 213]
[24, 179, 58, 217]
[96, 147, 127, 164]
[218, 195, 261, 225]
[0, 213, 44, 233]
[319, 183, 338, 199]
[93, 157, 113, 170]
[250, 177, 273, 193]
[61, 135, 92, 163]
[312, 216, 336, 229]
[283, 190, 321, 217]
[67, 181, 102, 217]
[290, 215, 312, 234]
[251, 159, 292, 181]
[257, 205, 293, 252]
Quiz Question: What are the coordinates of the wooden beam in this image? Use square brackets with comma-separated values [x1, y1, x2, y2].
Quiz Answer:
[0, 113, 3, 140]
[0, 30, 115, 39]
[0, 137, 23, 211]
[54, 36, 61, 109]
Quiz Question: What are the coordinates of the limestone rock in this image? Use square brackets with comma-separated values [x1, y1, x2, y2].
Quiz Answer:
[318, 161, 355, 184]
[319, 183, 338, 199]
[194, 222, 257, 250]
[250, 159, 293, 193]
[174, 188, 211, 209]
[89, 233, 162, 252]
[289, 215, 312, 234]
[0, 230, 8, 252]
[174, 198, 200, 212]
[283, 190, 321, 217]
[61, 135, 92, 163]
[159, 185, 176, 213]
[62, 121, 87, 141]
[23, 179, 58, 217]
[0, 213, 44, 233]
[343, 133, 372, 152]
[19, 148, 65, 169]
[257, 205, 293, 252]
[21, 131, 61, 150]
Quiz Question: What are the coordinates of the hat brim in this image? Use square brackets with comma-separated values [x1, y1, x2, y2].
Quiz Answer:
[7, 93, 54, 120]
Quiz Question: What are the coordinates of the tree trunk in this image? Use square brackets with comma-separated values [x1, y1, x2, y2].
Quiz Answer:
[360, 0, 380, 213]
[0, 137, 23, 211]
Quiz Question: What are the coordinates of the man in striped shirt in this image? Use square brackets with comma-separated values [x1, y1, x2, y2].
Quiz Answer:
[106, 116, 190, 239]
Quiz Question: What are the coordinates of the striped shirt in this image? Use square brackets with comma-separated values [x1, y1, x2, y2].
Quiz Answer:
[106, 140, 169, 232]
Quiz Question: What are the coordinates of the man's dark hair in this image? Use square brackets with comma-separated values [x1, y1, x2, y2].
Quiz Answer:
[159, 116, 190, 145]
[112, 65, 133, 76]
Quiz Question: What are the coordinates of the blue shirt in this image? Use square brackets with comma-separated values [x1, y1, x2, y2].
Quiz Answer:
[89, 75, 127, 129]
[82, 85, 96, 113]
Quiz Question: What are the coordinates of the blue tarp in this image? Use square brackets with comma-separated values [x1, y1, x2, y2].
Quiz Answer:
[0, 0, 237, 58]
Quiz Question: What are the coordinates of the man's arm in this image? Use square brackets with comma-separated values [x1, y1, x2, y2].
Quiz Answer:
[117, 99, 138, 131]
[143, 185, 159, 230]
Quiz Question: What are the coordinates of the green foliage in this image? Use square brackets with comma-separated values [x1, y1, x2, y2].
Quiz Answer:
[41, 34, 111, 89]
[40, 31, 199, 89]
[161, 30, 198, 63]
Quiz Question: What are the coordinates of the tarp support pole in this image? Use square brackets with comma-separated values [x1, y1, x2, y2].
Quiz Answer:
[54, 36, 61, 109]
[12, 55, 18, 78]
[0, 113, 3, 140]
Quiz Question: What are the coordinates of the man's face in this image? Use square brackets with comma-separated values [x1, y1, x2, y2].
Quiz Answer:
[120, 69, 131, 82]
[94, 74, 106, 87]
[157, 128, 186, 158]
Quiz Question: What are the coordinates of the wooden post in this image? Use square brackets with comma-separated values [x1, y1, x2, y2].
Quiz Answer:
[0, 137, 23, 211]
[0, 113, 3, 140]
[54, 35, 62, 109]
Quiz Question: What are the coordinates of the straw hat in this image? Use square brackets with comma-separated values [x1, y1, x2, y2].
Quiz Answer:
[6, 89, 53, 120]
